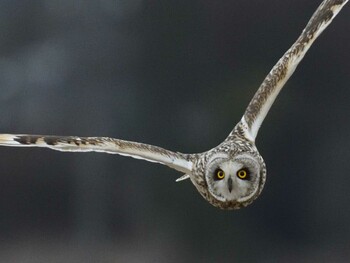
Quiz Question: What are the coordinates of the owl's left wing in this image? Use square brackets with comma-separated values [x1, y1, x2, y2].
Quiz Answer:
[0, 134, 193, 174]
[235, 0, 348, 142]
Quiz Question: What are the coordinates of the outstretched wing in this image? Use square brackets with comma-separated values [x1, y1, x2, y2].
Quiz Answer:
[0, 134, 193, 174]
[236, 0, 348, 142]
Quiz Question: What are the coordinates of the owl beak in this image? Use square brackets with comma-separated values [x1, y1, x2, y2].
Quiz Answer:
[228, 177, 233, 193]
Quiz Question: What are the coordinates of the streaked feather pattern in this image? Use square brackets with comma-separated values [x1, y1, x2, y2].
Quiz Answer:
[0, 134, 193, 174]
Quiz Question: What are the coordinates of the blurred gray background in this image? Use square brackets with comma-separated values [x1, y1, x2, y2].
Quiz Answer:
[0, 0, 349, 262]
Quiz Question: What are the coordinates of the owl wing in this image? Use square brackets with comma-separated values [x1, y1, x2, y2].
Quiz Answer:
[236, 0, 348, 142]
[0, 134, 193, 174]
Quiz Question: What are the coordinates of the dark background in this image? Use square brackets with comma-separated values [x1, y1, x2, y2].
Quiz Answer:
[0, 0, 349, 262]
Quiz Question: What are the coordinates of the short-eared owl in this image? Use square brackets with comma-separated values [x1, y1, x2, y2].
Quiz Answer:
[0, 0, 348, 209]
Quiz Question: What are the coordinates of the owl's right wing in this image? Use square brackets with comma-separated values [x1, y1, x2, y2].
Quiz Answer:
[233, 0, 348, 142]
[0, 134, 193, 174]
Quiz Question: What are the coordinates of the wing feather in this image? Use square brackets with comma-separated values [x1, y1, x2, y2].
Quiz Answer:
[0, 134, 193, 174]
[235, 0, 348, 141]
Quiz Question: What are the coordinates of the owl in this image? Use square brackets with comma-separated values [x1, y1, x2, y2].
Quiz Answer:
[0, 0, 347, 210]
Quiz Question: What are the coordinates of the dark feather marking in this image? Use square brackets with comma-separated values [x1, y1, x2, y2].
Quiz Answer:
[14, 135, 40, 145]
[43, 136, 61, 145]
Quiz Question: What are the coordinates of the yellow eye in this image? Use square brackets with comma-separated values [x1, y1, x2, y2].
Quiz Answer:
[215, 169, 225, 180]
[237, 169, 248, 179]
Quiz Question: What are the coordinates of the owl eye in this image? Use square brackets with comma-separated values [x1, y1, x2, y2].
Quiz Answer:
[237, 168, 249, 180]
[214, 169, 225, 180]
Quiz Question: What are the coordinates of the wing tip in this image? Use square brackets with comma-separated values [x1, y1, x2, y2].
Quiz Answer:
[175, 174, 190, 182]
[0, 134, 21, 145]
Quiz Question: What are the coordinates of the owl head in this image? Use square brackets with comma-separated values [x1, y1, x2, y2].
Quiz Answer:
[191, 145, 266, 210]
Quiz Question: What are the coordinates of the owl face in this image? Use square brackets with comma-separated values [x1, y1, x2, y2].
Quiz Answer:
[203, 152, 264, 207]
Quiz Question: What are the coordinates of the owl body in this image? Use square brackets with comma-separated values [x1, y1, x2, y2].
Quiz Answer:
[190, 124, 266, 209]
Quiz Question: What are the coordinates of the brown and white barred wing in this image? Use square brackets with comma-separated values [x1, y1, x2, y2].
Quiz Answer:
[238, 0, 348, 142]
[0, 134, 193, 174]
